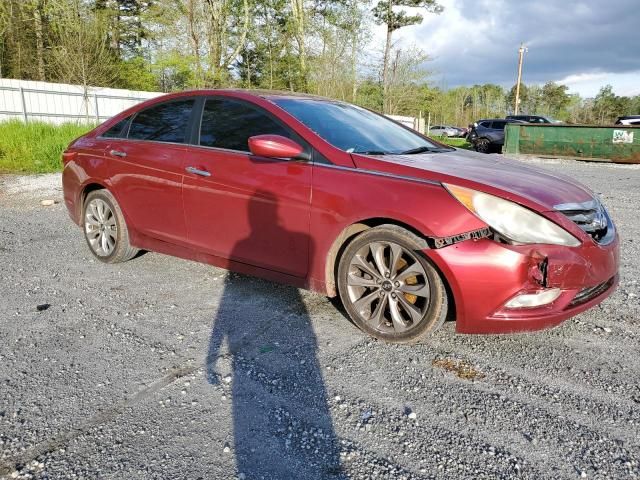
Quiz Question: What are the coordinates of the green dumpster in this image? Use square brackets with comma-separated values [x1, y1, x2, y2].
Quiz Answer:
[504, 124, 640, 163]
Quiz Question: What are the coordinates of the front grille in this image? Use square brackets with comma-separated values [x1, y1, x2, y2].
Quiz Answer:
[569, 277, 615, 307]
[554, 199, 612, 244]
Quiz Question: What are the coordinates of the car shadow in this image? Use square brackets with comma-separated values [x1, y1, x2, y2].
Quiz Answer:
[206, 191, 346, 479]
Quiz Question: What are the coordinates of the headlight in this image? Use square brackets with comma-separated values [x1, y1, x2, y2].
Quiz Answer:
[445, 184, 581, 246]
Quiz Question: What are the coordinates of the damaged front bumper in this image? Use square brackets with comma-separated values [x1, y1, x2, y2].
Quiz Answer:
[425, 234, 620, 334]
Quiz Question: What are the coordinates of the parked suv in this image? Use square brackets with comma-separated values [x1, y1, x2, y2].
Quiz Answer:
[506, 115, 561, 124]
[468, 118, 525, 153]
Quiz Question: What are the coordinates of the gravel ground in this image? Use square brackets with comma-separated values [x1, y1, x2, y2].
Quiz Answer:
[1, 158, 639, 480]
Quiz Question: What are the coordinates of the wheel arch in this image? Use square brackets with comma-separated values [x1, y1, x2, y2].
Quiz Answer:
[72, 181, 109, 224]
[323, 218, 431, 298]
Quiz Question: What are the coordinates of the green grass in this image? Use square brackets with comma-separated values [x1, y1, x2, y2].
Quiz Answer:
[435, 136, 474, 150]
[0, 121, 94, 173]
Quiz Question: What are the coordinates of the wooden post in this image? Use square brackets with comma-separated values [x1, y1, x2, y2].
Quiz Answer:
[514, 44, 526, 115]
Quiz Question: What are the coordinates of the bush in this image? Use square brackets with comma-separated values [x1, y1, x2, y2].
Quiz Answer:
[0, 121, 93, 173]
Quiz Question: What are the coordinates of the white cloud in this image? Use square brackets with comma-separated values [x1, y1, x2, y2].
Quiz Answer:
[557, 71, 640, 98]
[365, 0, 640, 96]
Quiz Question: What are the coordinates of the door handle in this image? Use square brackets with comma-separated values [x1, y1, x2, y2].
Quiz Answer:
[110, 149, 127, 157]
[185, 166, 211, 177]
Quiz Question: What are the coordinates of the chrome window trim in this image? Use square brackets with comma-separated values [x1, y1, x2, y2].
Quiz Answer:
[96, 136, 189, 148]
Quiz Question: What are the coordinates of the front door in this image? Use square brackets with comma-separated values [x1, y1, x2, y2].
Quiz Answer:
[182, 97, 312, 277]
[107, 98, 195, 245]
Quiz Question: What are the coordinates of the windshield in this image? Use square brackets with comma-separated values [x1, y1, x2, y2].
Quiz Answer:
[272, 98, 448, 155]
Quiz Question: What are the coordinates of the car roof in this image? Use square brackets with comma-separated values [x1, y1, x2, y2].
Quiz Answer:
[617, 115, 640, 120]
[178, 88, 332, 102]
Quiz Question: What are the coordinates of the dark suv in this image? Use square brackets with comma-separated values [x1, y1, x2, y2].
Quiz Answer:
[506, 114, 560, 124]
[468, 118, 525, 153]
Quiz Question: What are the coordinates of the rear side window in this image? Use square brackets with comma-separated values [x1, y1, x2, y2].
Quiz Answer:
[128, 99, 194, 143]
[491, 121, 506, 130]
[101, 116, 130, 138]
[199, 98, 290, 151]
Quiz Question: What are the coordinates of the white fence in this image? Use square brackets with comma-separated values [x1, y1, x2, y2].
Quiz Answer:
[0, 78, 162, 125]
[0, 79, 432, 134]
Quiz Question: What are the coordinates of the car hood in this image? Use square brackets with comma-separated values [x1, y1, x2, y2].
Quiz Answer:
[351, 148, 594, 211]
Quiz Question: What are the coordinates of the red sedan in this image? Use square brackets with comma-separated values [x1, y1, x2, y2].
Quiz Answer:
[62, 90, 619, 342]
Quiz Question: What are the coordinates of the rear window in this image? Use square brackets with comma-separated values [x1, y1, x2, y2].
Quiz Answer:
[128, 99, 194, 143]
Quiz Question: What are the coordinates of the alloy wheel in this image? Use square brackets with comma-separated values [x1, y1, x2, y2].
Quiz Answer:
[84, 198, 117, 257]
[345, 241, 431, 334]
[475, 138, 490, 153]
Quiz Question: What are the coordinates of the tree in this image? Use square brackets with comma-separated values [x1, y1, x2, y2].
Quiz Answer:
[541, 82, 570, 115]
[594, 85, 620, 124]
[384, 46, 429, 115]
[372, 0, 442, 113]
[49, 2, 119, 89]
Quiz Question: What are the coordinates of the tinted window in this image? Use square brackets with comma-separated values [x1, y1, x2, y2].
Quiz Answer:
[491, 121, 507, 130]
[199, 98, 290, 151]
[273, 98, 442, 154]
[128, 100, 194, 143]
[101, 116, 130, 138]
[479, 121, 491, 128]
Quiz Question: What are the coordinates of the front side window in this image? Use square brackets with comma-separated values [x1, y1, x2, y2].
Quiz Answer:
[101, 116, 131, 138]
[273, 98, 447, 154]
[199, 98, 290, 151]
[128, 99, 194, 143]
[491, 121, 507, 130]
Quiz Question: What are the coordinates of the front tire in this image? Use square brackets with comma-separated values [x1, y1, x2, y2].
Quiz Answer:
[337, 225, 448, 343]
[83, 189, 139, 263]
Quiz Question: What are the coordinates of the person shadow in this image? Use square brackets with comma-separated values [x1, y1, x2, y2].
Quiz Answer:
[206, 190, 346, 479]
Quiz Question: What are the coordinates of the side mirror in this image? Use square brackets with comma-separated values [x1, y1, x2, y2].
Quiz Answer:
[248, 134, 305, 159]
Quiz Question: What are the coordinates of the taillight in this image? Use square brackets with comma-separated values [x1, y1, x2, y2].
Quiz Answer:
[62, 150, 77, 165]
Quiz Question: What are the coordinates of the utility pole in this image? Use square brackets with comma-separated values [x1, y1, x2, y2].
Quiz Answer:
[514, 43, 527, 115]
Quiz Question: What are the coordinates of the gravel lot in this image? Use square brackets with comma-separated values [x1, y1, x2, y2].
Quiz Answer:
[1, 158, 639, 480]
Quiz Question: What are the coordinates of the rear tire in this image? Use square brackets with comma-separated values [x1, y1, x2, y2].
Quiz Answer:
[337, 225, 448, 344]
[83, 189, 139, 263]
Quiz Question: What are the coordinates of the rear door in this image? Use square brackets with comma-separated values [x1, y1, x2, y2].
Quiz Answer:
[488, 121, 507, 144]
[105, 98, 195, 245]
[182, 97, 312, 277]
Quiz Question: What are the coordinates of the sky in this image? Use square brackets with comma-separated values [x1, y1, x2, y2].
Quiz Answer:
[370, 0, 640, 98]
